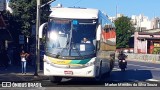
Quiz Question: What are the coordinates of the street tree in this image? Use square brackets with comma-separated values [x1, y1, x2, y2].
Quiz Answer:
[1, 10, 16, 41]
[9, 0, 51, 38]
[114, 16, 135, 48]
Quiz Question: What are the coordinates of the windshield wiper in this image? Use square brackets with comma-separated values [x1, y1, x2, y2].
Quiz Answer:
[68, 23, 73, 56]
[46, 52, 59, 58]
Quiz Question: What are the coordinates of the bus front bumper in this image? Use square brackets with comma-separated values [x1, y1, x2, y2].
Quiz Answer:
[44, 62, 97, 77]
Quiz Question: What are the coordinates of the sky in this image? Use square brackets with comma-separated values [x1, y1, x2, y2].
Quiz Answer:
[51, 0, 160, 19]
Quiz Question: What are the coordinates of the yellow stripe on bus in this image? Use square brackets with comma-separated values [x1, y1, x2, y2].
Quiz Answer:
[48, 56, 71, 65]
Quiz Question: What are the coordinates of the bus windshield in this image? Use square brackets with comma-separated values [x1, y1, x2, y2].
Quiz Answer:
[45, 18, 97, 59]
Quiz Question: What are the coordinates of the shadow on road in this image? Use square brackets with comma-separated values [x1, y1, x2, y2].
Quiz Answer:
[55, 69, 153, 86]
[0, 65, 35, 74]
[56, 78, 105, 86]
[108, 69, 153, 82]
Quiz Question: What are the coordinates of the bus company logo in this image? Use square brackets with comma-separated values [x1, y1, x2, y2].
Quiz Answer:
[2, 82, 11, 87]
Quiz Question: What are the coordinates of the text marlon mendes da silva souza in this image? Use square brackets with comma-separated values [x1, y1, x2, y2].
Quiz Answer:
[105, 83, 158, 87]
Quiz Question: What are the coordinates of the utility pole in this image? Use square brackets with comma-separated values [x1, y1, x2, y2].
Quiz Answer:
[34, 0, 40, 76]
[34, 0, 56, 76]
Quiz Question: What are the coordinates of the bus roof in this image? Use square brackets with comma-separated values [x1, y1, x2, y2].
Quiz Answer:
[50, 7, 99, 19]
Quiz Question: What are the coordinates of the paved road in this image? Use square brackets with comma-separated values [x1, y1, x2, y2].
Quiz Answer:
[33, 60, 160, 87]
[0, 60, 160, 90]
[109, 60, 160, 82]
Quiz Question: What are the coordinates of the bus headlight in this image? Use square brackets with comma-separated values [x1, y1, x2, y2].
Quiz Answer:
[43, 55, 47, 62]
[84, 61, 95, 66]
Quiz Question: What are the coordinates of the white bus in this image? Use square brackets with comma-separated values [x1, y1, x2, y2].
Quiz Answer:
[39, 6, 116, 83]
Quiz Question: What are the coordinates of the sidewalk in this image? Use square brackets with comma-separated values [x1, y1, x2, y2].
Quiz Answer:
[0, 65, 49, 82]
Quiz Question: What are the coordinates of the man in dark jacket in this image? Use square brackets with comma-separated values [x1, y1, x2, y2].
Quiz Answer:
[118, 50, 127, 60]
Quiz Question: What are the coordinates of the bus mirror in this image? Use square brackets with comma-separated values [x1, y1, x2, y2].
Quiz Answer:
[39, 22, 48, 38]
[96, 25, 101, 40]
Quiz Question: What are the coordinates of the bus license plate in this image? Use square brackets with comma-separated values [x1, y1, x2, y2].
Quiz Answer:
[64, 71, 73, 75]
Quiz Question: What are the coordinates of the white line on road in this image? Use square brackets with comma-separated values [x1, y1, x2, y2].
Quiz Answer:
[133, 69, 160, 71]
[113, 68, 121, 71]
[113, 68, 160, 71]
[115, 62, 160, 70]
[112, 68, 160, 82]
[127, 63, 160, 70]
[146, 79, 160, 82]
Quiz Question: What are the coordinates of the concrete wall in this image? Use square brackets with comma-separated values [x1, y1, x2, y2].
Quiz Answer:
[134, 32, 138, 53]
[134, 31, 160, 54]
[116, 53, 160, 64]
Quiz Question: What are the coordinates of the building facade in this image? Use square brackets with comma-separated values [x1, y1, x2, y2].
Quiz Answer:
[151, 17, 160, 29]
[134, 29, 160, 54]
[131, 14, 160, 31]
[131, 14, 152, 31]
[109, 14, 160, 54]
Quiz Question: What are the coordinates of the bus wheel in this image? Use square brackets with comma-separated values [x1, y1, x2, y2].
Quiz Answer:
[95, 63, 102, 82]
[102, 63, 111, 79]
[49, 76, 62, 83]
[103, 70, 111, 78]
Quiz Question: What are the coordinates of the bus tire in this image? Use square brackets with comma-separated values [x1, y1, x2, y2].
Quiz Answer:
[95, 62, 102, 82]
[103, 70, 111, 78]
[49, 76, 62, 83]
[102, 63, 111, 79]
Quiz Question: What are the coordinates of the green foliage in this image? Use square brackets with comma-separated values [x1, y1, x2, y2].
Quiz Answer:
[153, 48, 160, 54]
[115, 16, 135, 48]
[1, 10, 20, 42]
[9, 0, 51, 37]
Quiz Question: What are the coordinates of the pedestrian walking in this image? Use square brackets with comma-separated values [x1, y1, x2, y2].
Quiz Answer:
[20, 50, 29, 74]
